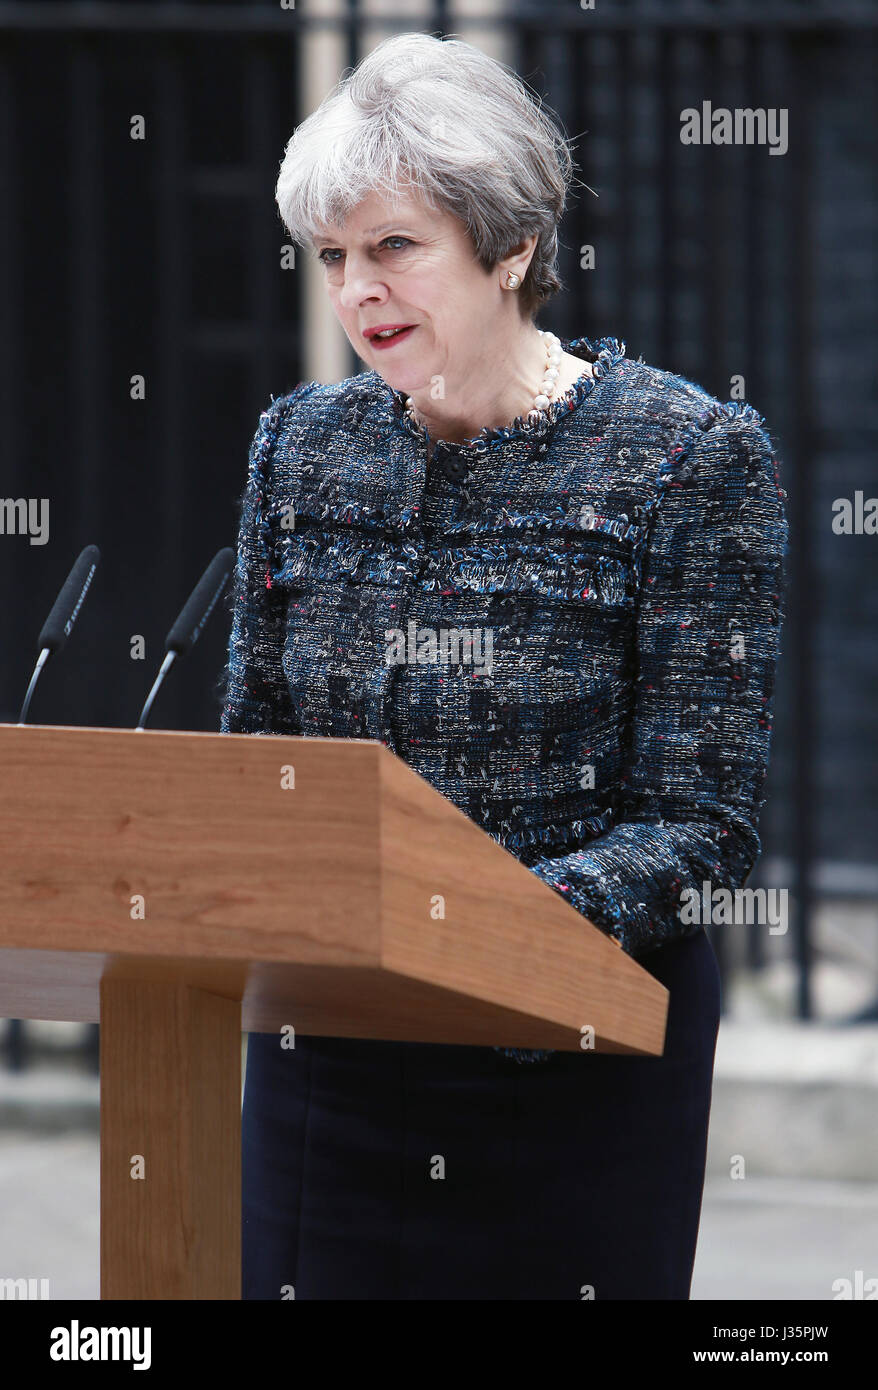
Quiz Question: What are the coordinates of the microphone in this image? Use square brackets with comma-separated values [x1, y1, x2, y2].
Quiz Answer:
[18, 545, 101, 724]
[136, 547, 235, 730]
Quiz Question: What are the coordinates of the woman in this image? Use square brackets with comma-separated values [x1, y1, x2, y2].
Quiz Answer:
[222, 32, 788, 1299]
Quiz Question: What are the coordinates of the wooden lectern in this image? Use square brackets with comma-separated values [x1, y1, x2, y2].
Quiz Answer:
[0, 724, 668, 1300]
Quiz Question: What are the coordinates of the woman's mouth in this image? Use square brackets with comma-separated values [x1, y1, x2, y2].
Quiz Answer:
[367, 325, 416, 349]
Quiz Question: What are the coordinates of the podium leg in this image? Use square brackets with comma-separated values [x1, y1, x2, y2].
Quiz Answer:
[99, 979, 241, 1300]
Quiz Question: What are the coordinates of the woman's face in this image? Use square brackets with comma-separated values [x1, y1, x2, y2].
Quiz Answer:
[313, 191, 517, 397]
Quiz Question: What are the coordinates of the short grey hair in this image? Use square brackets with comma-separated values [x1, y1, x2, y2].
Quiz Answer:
[275, 32, 576, 319]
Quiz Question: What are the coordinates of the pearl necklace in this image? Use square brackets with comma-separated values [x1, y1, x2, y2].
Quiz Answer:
[404, 329, 565, 436]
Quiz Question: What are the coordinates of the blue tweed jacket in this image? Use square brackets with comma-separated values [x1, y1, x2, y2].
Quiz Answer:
[220, 334, 788, 1064]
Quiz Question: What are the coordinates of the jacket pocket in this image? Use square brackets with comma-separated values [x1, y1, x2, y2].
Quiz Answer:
[422, 538, 637, 612]
[267, 523, 419, 591]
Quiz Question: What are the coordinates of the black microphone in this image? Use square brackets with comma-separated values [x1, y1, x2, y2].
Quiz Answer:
[18, 545, 101, 724]
[136, 547, 235, 730]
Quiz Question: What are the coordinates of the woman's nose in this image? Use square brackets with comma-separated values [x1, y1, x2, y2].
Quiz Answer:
[338, 260, 384, 310]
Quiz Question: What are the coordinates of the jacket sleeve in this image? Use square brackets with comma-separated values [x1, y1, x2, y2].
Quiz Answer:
[526, 404, 789, 959]
[219, 394, 303, 736]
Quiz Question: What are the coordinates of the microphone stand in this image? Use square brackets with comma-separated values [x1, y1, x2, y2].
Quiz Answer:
[135, 652, 177, 732]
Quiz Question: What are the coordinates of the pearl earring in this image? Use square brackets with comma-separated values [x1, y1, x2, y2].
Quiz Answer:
[505, 272, 521, 289]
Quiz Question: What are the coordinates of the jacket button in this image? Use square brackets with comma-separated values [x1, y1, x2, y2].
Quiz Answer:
[442, 457, 467, 483]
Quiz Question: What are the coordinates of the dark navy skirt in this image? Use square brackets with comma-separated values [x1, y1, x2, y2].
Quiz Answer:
[241, 926, 721, 1300]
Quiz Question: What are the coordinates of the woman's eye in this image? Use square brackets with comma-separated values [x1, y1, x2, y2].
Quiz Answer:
[317, 237, 411, 265]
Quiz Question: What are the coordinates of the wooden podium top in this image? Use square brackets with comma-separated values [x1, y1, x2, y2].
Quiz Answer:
[0, 723, 668, 1054]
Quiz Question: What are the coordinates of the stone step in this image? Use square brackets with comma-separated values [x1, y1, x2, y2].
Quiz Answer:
[707, 1021, 878, 1182]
